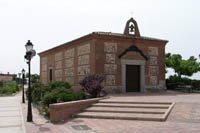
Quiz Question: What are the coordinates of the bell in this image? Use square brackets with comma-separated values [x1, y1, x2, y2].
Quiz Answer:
[129, 24, 135, 32]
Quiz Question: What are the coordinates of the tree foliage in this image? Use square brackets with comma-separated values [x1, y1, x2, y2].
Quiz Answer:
[166, 53, 200, 77]
[26, 73, 40, 84]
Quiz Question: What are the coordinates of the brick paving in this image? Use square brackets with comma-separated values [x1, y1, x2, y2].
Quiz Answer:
[24, 91, 200, 133]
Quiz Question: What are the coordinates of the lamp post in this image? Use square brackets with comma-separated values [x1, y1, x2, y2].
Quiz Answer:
[24, 40, 36, 122]
[21, 69, 25, 103]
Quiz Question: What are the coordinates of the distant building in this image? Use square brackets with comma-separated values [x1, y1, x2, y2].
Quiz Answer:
[0, 73, 17, 82]
[39, 18, 168, 93]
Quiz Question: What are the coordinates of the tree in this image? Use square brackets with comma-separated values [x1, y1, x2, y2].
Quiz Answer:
[26, 73, 40, 84]
[166, 53, 200, 78]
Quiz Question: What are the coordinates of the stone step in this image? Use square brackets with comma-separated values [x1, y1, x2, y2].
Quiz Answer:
[83, 107, 166, 114]
[75, 112, 164, 121]
[99, 100, 172, 105]
[92, 103, 169, 109]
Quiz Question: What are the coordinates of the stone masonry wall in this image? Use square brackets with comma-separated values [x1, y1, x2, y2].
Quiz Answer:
[148, 47, 159, 86]
[104, 42, 118, 92]
[41, 56, 48, 84]
[77, 43, 91, 82]
[54, 52, 63, 81]
[64, 48, 75, 85]
[147, 46, 166, 90]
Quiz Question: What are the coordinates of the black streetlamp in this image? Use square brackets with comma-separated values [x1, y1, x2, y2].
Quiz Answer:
[24, 40, 36, 122]
[22, 69, 25, 103]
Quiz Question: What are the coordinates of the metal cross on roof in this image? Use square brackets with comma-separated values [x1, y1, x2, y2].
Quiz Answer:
[130, 11, 134, 18]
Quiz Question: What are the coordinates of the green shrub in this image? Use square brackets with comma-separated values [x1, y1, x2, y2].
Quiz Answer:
[51, 87, 73, 95]
[57, 93, 75, 102]
[42, 92, 57, 108]
[4, 81, 17, 89]
[167, 75, 182, 84]
[0, 81, 20, 95]
[16, 84, 20, 91]
[167, 83, 179, 90]
[0, 81, 3, 87]
[30, 80, 87, 117]
[48, 81, 71, 90]
[191, 80, 200, 90]
[32, 83, 45, 103]
[32, 81, 72, 104]
[74, 90, 86, 100]
[166, 75, 200, 90]
[43, 106, 50, 117]
[167, 75, 191, 89]
[42, 86, 74, 107]
[181, 77, 192, 85]
[0, 87, 13, 94]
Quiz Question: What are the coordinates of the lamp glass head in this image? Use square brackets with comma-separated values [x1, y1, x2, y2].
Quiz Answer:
[25, 40, 33, 52]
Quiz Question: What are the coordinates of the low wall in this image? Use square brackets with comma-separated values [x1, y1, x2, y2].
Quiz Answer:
[50, 97, 108, 122]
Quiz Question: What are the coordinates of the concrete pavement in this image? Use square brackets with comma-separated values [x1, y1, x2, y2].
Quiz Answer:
[0, 93, 25, 133]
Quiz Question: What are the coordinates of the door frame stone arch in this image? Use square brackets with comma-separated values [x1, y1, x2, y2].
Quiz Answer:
[121, 59, 146, 93]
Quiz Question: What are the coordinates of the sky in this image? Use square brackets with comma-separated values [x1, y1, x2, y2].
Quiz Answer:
[0, 0, 199, 79]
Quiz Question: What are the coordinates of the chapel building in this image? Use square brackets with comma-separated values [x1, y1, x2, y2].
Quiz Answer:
[38, 18, 168, 93]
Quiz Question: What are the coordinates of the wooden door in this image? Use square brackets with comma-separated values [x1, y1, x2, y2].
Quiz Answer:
[126, 65, 140, 92]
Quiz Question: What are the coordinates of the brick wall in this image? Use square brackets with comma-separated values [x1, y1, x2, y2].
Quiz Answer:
[94, 34, 167, 92]
[50, 97, 107, 122]
[39, 37, 96, 89]
[39, 33, 167, 92]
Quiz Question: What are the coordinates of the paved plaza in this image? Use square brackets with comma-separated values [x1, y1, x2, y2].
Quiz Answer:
[0, 93, 25, 133]
[22, 91, 200, 133]
[0, 91, 200, 133]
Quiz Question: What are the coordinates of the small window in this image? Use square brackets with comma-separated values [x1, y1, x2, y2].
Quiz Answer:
[49, 68, 53, 81]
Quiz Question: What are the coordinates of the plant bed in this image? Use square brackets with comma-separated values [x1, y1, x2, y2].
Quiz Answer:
[30, 81, 88, 119]
[30, 73, 107, 122]
[32, 102, 50, 120]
